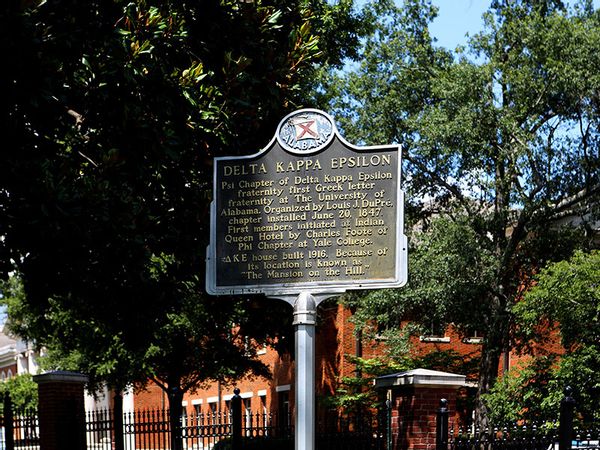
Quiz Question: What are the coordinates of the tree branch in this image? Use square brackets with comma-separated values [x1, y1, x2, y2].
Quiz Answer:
[542, 184, 600, 220]
[404, 153, 475, 217]
[149, 375, 168, 393]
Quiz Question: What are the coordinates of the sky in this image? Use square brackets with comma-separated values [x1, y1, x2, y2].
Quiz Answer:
[429, 0, 488, 50]
[429, 0, 600, 50]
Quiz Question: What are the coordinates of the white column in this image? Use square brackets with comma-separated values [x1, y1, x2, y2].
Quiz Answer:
[27, 350, 39, 374]
[16, 353, 28, 374]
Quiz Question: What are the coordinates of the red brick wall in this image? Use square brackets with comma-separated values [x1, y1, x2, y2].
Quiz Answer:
[35, 373, 87, 450]
[134, 346, 294, 415]
[133, 303, 565, 420]
[0, 363, 18, 380]
[316, 301, 346, 396]
[135, 301, 354, 415]
[389, 386, 459, 450]
[134, 381, 167, 410]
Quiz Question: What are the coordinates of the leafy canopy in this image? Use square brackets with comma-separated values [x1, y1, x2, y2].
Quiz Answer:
[0, 374, 39, 412]
[486, 251, 600, 422]
[0, 0, 366, 398]
[515, 250, 600, 350]
[326, 0, 600, 422]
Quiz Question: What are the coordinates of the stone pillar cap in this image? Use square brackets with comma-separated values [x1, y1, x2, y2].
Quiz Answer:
[33, 371, 89, 384]
[374, 368, 466, 389]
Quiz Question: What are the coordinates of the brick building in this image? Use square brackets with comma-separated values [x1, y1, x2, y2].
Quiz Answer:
[133, 301, 500, 420]
[0, 300, 560, 420]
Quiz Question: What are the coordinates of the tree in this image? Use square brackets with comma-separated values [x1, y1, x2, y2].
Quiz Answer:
[327, 0, 600, 426]
[0, 0, 367, 444]
[497, 250, 600, 421]
[0, 374, 39, 412]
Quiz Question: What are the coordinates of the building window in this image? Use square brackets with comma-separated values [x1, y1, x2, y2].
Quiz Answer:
[180, 402, 188, 427]
[191, 399, 203, 418]
[208, 402, 218, 425]
[243, 398, 252, 435]
[259, 394, 267, 416]
[462, 330, 484, 344]
[278, 391, 290, 429]
[419, 320, 450, 343]
[257, 345, 268, 355]
[243, 336, 268, 357]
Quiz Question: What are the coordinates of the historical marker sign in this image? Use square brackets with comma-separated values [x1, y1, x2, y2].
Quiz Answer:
[206, 109, 407, 296]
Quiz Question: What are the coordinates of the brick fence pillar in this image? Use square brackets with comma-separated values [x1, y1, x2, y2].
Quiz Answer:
[34, 371, 89, 450]
[375, 369, 466, 450]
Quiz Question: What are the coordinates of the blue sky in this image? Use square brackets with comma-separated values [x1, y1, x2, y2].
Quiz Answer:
[429, 0, 488, 50]
[429, 0, 600, 50]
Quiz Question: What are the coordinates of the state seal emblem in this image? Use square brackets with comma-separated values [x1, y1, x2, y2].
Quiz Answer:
[277, 109, 335, 154]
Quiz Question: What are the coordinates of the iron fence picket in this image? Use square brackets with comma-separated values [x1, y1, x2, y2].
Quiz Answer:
[0, 409, 39, 450]
[4, 399, 375, 450]
[572, 424, 600, 450]
[443, 385, 600, 450]
[86, 408, 113, 450]
[449, 422, 559, 450]
[12, 409, 39, 450]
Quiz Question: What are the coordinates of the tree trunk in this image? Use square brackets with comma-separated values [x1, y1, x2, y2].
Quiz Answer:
[474, 295, 509, 431]
[475, 341, 502, 431]
[167, 384, 185, 450]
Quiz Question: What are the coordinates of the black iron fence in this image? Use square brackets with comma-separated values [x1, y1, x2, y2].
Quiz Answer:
[449, 423, 559, 450]
[0, 394, 39, 450]
[83, 389, 387, 450]
[436, 388, 600, 450]
[448, 423, 600, 450]
[86, 407, 293, 450]
[4, 385, 597, 450]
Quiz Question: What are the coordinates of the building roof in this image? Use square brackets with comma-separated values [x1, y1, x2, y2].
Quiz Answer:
[0, 328, 17, 369]
[0, 330, 16, 348]
[374, 368, 467, 389]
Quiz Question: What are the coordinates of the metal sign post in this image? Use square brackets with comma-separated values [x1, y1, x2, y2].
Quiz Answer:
[275, 290, 345, 450]
[293, 292, 317, 450]
[206, 109, 407, 450]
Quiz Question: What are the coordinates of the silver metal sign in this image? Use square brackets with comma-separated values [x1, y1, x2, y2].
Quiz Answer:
[206, 109, 407, 450]
[206, 109, 407, 296]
